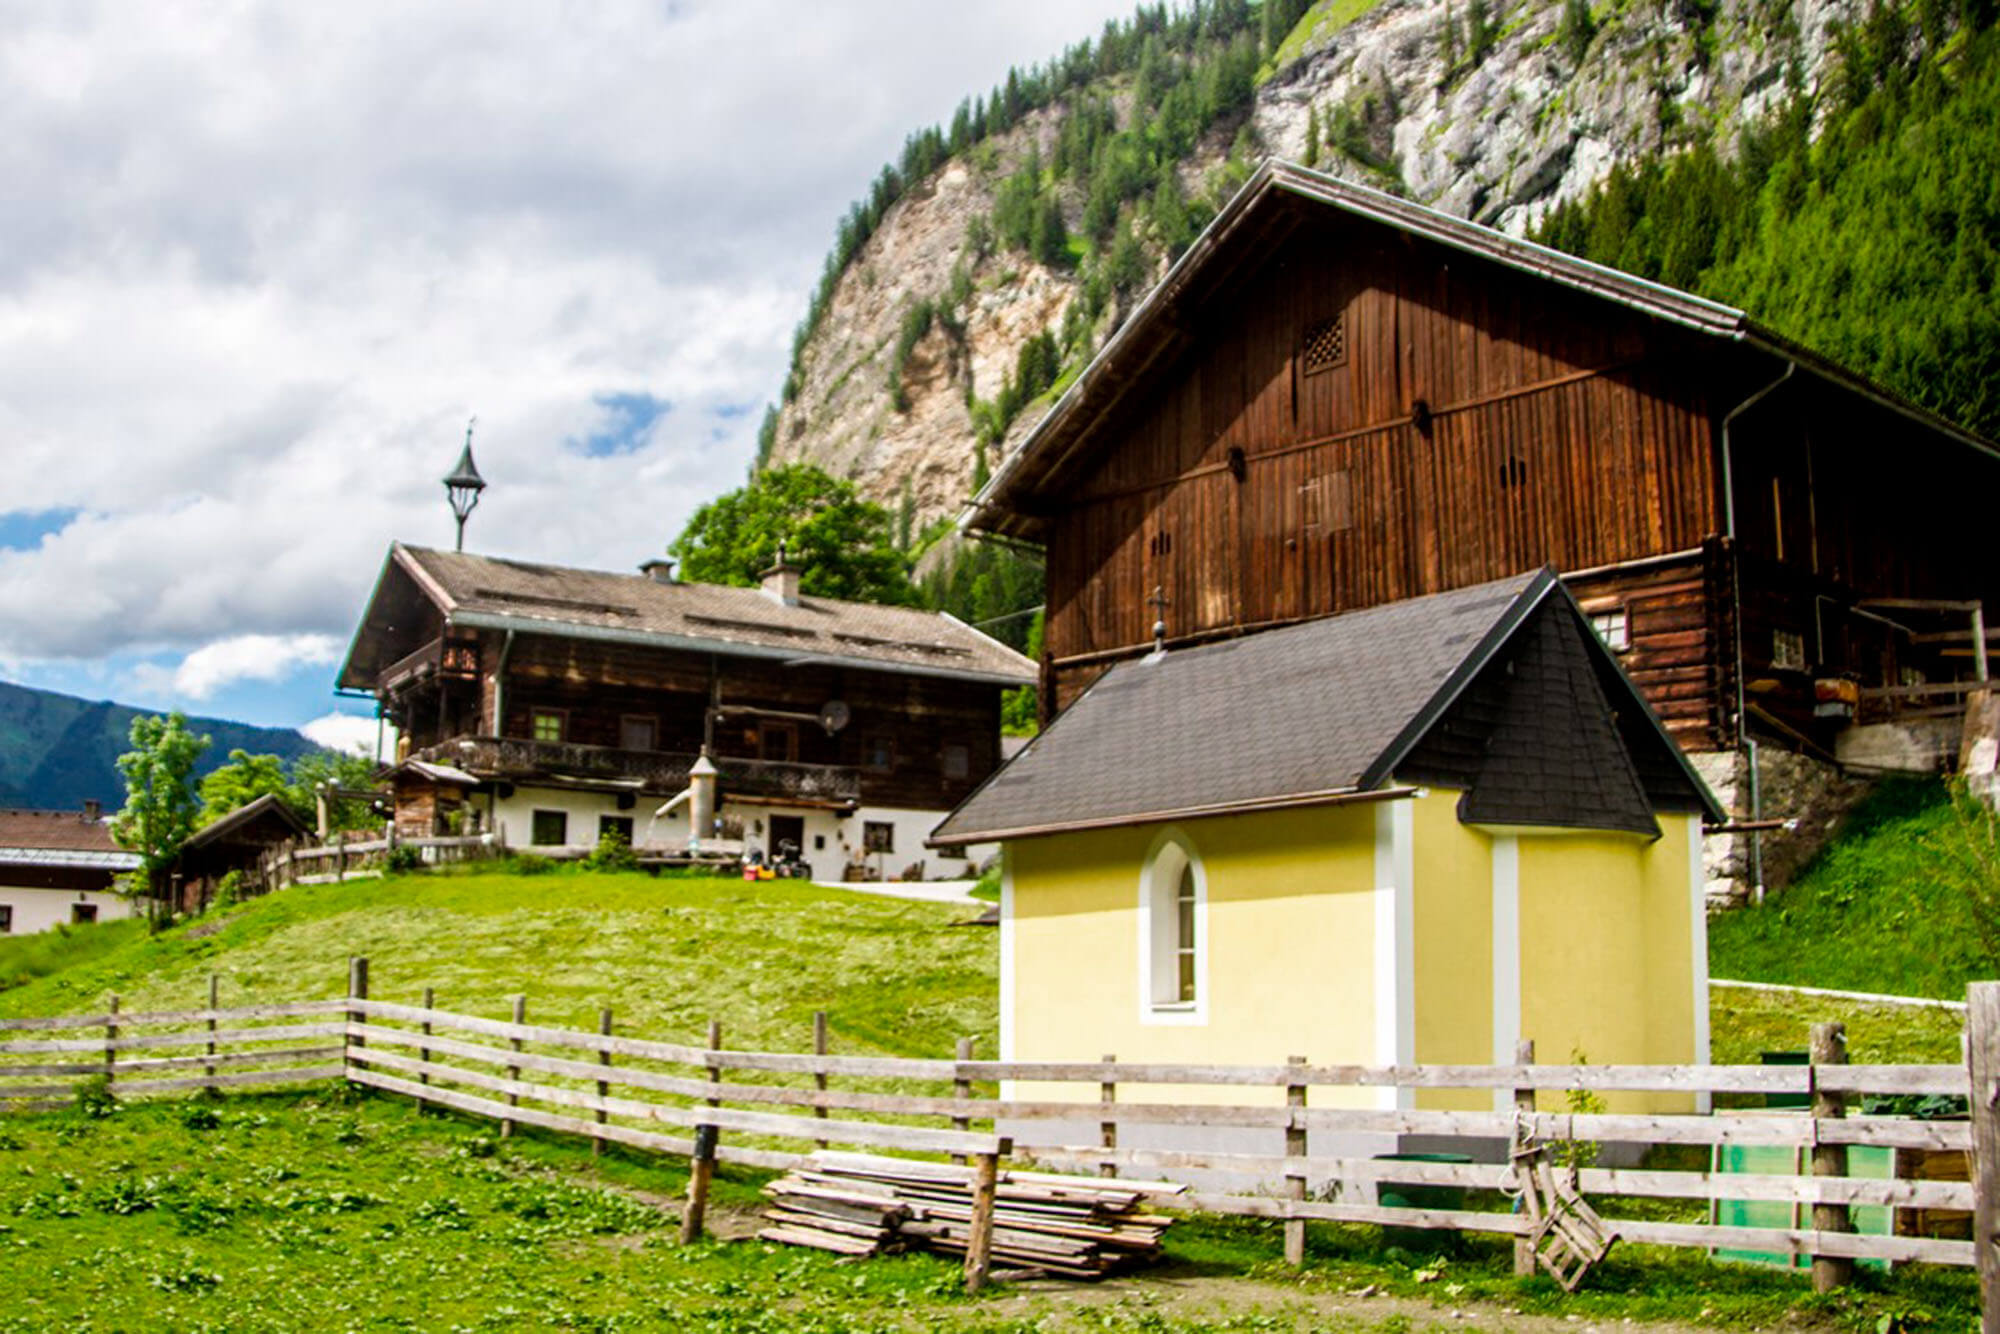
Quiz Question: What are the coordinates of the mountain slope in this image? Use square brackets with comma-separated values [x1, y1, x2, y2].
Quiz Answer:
[768, 0, 1965, 532]
[0, 680, 322, 810]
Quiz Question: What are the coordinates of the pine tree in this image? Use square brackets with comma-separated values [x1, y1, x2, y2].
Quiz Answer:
[1304, 104, 1322, 168]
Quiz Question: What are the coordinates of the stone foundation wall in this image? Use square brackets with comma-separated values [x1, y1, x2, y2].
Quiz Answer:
[1691, 748, 1876, 912]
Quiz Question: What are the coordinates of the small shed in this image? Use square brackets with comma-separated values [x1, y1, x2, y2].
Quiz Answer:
[174, 794, 312, 913]
[930, 569, 1722, 1161]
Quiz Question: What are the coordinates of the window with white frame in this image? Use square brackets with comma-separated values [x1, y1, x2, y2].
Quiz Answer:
[1142, 832, 1205, 1015]
[1588, 607, 1631, 653]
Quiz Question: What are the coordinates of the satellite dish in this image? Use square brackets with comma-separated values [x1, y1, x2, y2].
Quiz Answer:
[819, 699, 851, 735]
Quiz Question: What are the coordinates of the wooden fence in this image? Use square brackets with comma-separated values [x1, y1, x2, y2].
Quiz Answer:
[6, 965, 1998, 1316]
[253, 830, 500, 893]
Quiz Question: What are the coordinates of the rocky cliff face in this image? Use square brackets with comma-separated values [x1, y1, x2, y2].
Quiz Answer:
[770, 0, 1869, 528]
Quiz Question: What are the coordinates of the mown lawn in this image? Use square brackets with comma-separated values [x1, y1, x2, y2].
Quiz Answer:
[0, 866, 996, 1061]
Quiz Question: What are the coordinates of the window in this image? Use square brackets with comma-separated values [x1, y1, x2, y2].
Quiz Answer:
[619, 715, 658, 752]
[1589, 608, 1631, 653]
[598, 815, 635, 846]
[0, 904, 11, 934]
[863, 735, 895, 772]
[1141, 830, 1205, 1019]
[1772, 629, 1808, 671]
[531, 710, 565, 743]
[71, 903, 98, 926]
[863, 821, 895, 853]
[942, 743, 970, 781]
[1301, 312, 1347, 373]
[759, 721, 798, 763]
[531, 809, 568, 846]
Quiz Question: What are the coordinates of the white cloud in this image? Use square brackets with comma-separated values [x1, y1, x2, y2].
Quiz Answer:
[0, 0, 1138, 719]
[166, 633, 343, 700]
[301, 712, 392, 759]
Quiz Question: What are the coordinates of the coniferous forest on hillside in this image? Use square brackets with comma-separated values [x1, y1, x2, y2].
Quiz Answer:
[1534, 6, 2000, 440]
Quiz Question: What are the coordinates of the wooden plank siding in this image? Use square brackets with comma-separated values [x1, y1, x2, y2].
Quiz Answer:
[1033, 200, 2000, 754]
[1045, 217, 1725, 724]
[408, 630, 1002, 812]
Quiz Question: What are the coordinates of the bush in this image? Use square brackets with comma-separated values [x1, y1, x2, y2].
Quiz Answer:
[507, 854, 558, 877]
[385, 845, 423, 874]
[74, 1075, 116, 1120]
[583, 829, 639, 874]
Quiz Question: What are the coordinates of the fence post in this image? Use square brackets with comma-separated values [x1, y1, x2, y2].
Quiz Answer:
[1513, 1038, 1537, 1278]
[948, 1037, 975, 1166]
[502, 994, 525, 1138]
[1099, 1054, 1119, 1179]
[594, 1006, 613, 1159]
[346, 957, 368, 1080]
[1284, 1054, 1308, 1266]
[680, 1124, 717, 1244]
[205, 974, 219, 1084]
[963, 1148, 1001, 1294]
[813, 1010, 830, 1151]
[104, 993, 119, 1097]
[1810, 1021, 1854, 1293]
[418, 986, 434, 1093]
[705, 1019, 723, 1111]
[1966, 982, 2000, 1333]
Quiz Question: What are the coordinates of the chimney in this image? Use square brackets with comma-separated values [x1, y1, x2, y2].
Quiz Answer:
[639, 555, 677, 584]
[760, 542, 801, 607]
[83, 799, 101, 821]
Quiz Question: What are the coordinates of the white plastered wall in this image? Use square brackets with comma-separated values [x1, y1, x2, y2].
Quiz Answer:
[0, 884, 137, 935]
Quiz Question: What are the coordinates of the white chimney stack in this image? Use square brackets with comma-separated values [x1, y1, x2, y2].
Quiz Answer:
[760, 542, 801, 606]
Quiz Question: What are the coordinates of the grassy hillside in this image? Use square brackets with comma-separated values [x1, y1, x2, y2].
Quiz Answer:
[0, 867, 996, 1060]
[1708, 777, 1998, 1004]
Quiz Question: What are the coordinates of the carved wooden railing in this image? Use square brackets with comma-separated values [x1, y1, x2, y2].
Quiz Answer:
[419, 737, 860, 803]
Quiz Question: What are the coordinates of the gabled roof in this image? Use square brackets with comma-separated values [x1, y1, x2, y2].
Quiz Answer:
[338, 544, 1036, 691]
[967, 159, 2000, 540]
[182, 793, 311, 852]
[0, 808, 141, 870]
[928, 569, 1720, 848]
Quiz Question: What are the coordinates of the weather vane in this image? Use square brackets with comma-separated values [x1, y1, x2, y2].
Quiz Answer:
[443, 416, 486, 552]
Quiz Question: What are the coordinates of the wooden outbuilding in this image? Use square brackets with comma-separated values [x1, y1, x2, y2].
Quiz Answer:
[968, 161, 2000, 772]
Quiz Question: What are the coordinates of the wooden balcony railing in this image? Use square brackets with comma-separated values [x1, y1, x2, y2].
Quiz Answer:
[418, 737, 860, 804]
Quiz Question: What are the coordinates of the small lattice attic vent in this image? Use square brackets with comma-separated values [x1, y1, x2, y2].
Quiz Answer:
[1301, 312, 1347, 373]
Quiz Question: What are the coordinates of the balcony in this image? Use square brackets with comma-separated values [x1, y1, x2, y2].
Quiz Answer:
[418, 736, 860, 804]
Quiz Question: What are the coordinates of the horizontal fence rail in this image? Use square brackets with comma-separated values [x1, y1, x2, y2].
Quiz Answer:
[5, 965, 1994, 1307]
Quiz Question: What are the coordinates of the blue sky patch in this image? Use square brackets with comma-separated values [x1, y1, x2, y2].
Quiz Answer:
[571, 391, 670, 457]
[0, 507, 81, 551]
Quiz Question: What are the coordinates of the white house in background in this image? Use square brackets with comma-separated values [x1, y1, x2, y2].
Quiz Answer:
[0, 803, 141, 934]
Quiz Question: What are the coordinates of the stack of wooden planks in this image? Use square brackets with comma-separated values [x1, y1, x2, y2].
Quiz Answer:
[759, 1152, 1183, 1276]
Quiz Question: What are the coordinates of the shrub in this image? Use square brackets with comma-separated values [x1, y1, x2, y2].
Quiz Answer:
[582, 829, 639, 874]
[74, 1075, 116, 1120]
[508, 854, 557, 876]
[385, 845, 423, 874]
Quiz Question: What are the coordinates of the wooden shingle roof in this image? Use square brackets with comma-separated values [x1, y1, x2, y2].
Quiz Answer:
[339, 544, 1036, 690]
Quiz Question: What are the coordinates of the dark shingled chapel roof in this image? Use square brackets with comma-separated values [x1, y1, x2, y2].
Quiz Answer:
[928, 569, 1720, 847]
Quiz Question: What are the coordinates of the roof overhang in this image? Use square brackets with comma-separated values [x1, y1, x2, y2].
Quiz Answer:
[444, 609, 1035, 689]
[927, 784, 1418, 850]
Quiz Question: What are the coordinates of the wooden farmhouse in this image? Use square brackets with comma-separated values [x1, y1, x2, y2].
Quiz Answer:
[966, 162, 2000, 900]
[0, 803, 140, 935]
[338, 543, 1034, 880]
[932, 571, 1723, 1148]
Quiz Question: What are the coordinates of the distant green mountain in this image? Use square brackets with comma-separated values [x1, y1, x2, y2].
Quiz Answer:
[0, 680, 321, 812]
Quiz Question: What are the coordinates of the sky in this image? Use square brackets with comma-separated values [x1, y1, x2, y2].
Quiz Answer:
[0, 0, 1137, 756]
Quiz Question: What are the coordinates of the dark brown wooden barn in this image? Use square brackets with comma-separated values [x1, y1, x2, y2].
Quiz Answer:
[969, 161, 2000, 774]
